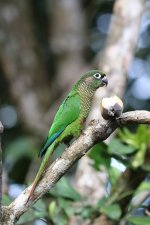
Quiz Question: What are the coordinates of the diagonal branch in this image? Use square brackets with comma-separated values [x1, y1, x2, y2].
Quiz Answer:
[2, 110, 150, 225]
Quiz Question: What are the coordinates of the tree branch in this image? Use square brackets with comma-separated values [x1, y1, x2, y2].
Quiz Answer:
[2, 110, 150, 225]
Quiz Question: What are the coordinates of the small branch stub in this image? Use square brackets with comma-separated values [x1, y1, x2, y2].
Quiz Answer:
[100, 96, 124, 120]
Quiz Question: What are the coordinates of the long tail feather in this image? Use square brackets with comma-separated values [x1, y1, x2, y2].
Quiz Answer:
[26, 141, 57, 203]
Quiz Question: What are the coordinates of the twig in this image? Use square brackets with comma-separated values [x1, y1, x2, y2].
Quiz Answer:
[2, 110, 150, 225]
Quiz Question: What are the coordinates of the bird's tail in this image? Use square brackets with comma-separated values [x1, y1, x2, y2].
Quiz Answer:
[27, 141, 57, 203]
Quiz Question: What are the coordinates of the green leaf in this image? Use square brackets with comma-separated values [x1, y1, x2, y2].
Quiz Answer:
[2, 194, 12, 205]
[142, 164, 150, 171]
[50, 208, 68, 225]
[50, 177, 81, 201]
[81, 206, 97, 219]
[59, 198, 75, 217]
[118, 125, 150, 149]
[135, 181, 150, 193]
[16, 209, 37, 224]
[118, 128, 138, 148]
[132, 143, 147, 168]
[100, 204, 121, 220]
[49, 201, 57, 217]
[4, 137, 37, 166]
[136, 125, 150, 145]
[108, 139, 135, 155]
[127, 216, 150, 225]
[48, 199, 68, 225]
[88, 142, 110, 170]
[17, 199, 47, 224]
[33, 199, 47, 214]
[108, 167, 121, 186]
[97, 197, 108, 208]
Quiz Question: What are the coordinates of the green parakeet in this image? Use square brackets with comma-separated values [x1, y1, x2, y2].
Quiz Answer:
[28, 70, 108, 201]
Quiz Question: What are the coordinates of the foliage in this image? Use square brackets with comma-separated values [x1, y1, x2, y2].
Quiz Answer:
[127, 216, 150, 225]
[3, 125, 150, 224]
[1, 0, 150, 224]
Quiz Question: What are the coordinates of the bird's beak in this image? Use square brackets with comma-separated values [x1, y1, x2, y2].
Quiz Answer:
[102, 77, 108, 86]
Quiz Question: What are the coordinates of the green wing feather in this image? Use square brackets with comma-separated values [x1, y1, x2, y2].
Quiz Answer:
[39, 90, 80, 157]
[49, 90, 81, 138]
[27, 90, 81, 202]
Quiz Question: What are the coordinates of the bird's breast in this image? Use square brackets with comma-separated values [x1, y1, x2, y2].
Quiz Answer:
[78, 83, 95, 118]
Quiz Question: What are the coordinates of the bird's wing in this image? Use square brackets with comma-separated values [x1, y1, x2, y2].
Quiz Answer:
[39, 91, 80, 157]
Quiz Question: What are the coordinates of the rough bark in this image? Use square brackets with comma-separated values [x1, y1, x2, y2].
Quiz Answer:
[2, 110, 150, 225]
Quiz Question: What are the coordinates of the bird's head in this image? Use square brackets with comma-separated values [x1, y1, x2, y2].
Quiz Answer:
[80, 70, 108, 90]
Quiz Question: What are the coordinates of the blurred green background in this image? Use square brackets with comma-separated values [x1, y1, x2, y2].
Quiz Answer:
[0, 0, 150, 225]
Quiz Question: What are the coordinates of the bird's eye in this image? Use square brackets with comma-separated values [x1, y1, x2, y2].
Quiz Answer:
[93, 73, 101, 79]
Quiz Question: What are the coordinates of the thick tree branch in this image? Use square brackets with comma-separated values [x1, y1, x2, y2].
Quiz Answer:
[1, 110, 150, 225]
[118, 110, 150, 124]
